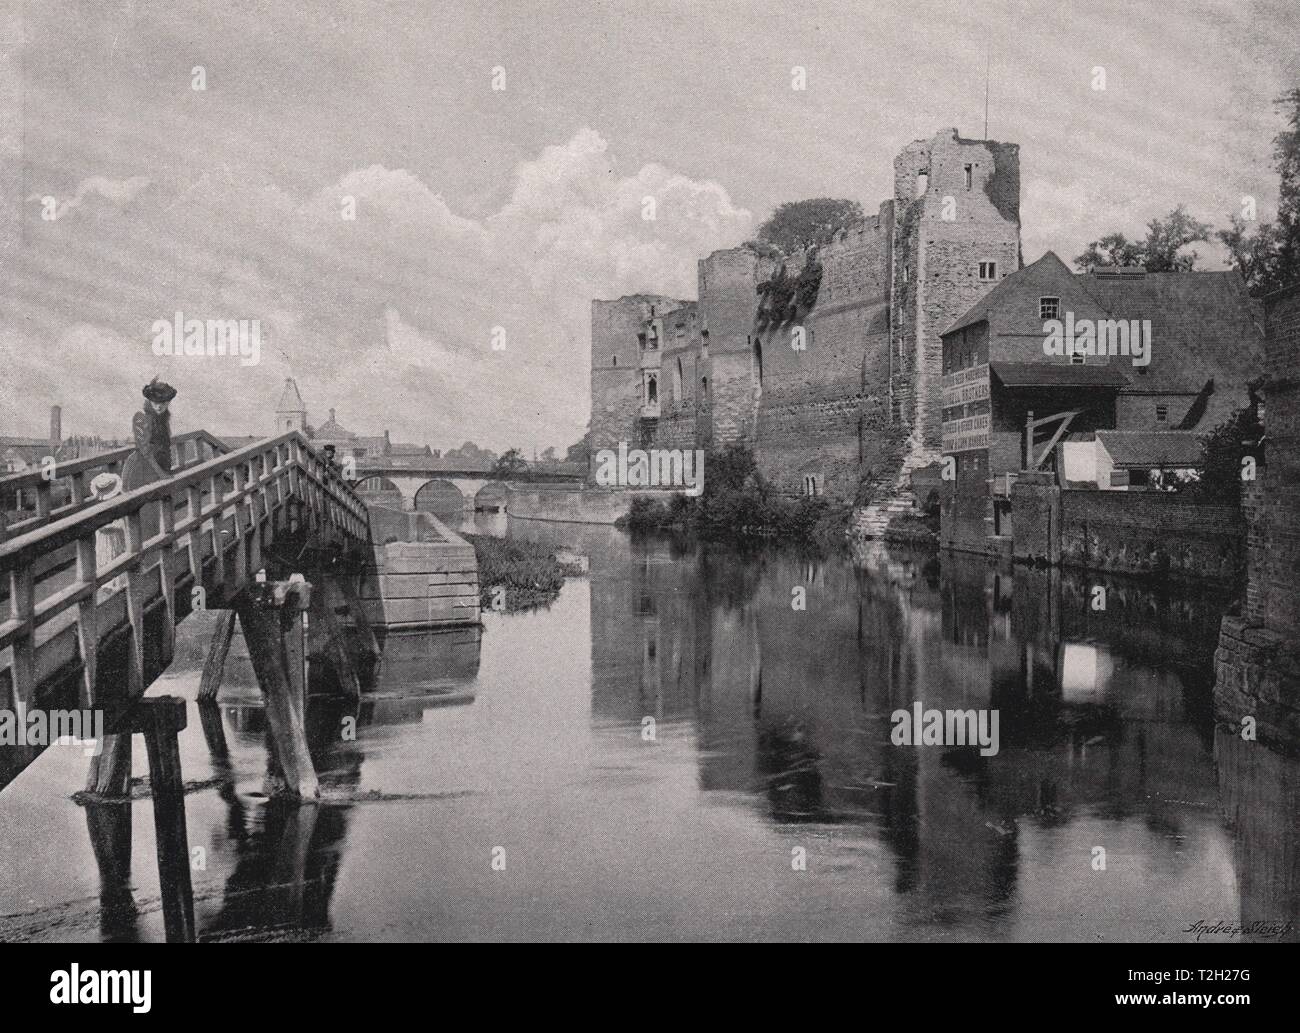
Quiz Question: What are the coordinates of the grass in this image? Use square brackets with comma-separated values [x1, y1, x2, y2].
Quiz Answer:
[462, 533, 585, 614]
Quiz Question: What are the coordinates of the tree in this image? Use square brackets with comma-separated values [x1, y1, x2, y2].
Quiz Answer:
[490, 448, 529, 480]
[565, 425, 590, 466]
[1074, 205, 1212, 272]
[1219, 88, 1300, 295]
[754, 198, 864, 254]
[539, 446, 558, 463]
[444, 440, 496, 462]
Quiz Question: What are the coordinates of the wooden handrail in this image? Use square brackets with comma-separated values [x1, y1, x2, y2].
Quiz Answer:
[0, 429, 230, 494]
[0, 431, 370, 708]
[0, 430, 236, 541]
[0, 432, 365, 571]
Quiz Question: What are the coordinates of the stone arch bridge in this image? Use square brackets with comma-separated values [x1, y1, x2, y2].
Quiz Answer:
[353, 458, 583, 517]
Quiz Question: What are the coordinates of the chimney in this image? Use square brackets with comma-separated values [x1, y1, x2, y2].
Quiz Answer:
[49, 405, 62, 445]
[329, 408, 336, 422]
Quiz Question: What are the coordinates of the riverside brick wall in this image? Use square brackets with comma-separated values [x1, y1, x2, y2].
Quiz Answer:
[1214, 285, 1300, 751]
[1011, 483, 1245, 583]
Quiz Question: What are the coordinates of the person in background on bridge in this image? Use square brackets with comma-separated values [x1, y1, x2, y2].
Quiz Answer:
[322, 443, 339, 471]
[121, 377, 176, 538]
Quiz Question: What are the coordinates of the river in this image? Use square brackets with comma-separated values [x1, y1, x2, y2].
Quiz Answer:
[1, 515, 1297, 942]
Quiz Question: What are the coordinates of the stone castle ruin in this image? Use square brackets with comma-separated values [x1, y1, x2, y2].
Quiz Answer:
[590, 127, 1021, 505]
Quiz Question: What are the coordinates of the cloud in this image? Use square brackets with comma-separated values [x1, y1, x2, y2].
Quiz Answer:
[2, 131, 752, 452]
[27, 175, 151, 219]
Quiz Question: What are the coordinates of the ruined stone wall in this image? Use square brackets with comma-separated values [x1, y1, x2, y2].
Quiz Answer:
[751, 208, 901, 498]
[590, 295, 687, 478]
[697, 249, 767, 447]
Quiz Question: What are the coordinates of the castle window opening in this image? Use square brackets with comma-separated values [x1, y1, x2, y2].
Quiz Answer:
[754, 340, 763, 388]
[612, 355, 618, 367]
[1040, 296, 1060, 321]
[978, 261, 997, 281]
[964, 164, 973, 189]
[674, 358, 683, 401]
[902, 263, 910, 283]
[915, 170, 928, 197]
[803, 474, 821, 497]
[701, 376, 708, 399]
[645, 372, 658, 404]
[1156, 405, 1168, 423]
[637, 332, 647, 351]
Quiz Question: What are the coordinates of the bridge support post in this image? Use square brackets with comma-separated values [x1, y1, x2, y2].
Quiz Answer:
[236, 579, 319, 799]
[136, 696, 196, 943]
[198, 608, 238, 703]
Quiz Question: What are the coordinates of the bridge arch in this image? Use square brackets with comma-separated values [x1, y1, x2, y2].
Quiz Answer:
[414, 478, 470, 518]
[474, 482, 507, 512]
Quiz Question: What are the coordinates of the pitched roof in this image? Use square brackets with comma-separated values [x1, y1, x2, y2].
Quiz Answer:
[275, 378, 305, 413]
[1079, 269, 1263, 420]
[314, 416, 356, 439]
[1096, 430, 1203, 468]
[989, 361, 1129, 388]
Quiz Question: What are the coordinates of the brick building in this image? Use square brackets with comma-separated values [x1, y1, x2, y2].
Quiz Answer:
[1215, 284, 1300, 749]
[938, 251, 1264, 552]
[590, 128, 1022, 502]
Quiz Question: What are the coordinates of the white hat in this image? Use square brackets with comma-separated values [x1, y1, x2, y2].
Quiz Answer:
[90, 472, 123, 499]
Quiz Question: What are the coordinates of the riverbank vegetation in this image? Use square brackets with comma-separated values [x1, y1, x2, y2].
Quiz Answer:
[463, 533, 585, 613]
[616, 444, 853, 548]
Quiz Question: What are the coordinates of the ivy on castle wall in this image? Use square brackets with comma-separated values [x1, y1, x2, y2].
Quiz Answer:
[756, 251, 824, 325]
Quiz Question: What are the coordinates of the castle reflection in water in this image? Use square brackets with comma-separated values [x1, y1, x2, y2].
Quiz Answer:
[511, 518, 1299, 941]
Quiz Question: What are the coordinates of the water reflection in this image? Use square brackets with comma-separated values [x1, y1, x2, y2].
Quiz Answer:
[1, 515, 1296, 942]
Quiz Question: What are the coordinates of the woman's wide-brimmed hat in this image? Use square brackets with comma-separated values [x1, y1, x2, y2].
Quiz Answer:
[90, 472, 123, 499]
[142, 376, 177, 403]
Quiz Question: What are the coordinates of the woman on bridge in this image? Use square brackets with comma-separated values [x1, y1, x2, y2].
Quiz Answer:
[121, 377, 176, 538]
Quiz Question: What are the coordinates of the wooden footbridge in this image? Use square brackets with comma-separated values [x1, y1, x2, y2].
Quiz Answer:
[0, 430, 380, 941]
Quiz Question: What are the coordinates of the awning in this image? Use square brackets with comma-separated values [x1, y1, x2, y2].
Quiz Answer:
[989, 361, 1129, 389]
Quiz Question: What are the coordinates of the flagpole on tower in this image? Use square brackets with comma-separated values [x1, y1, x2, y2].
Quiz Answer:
[984, 47, 990, 138]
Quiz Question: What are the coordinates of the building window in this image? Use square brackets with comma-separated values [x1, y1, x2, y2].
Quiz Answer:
[1039, 296, 1060, 320]
[902, 263, 910, 283]
[1156, 405, 1168, 423]
[674, 358, 683, 401]
[978, 261, 997, 281]
[637, 332, 646, 351]
[700, 376, 708, 399]
[645, 372, 658, 404]
[1070, 351, 1086, 365]
[612, 355, 617, 367]
[803, 474, 821, 497]
[964, 164, 973, 189]
[915, 170, 928, 198]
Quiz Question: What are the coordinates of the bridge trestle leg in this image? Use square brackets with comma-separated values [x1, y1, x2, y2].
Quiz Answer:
[236, 580, 319, 800]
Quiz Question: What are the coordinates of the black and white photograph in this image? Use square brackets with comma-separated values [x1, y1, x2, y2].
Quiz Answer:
[0, 0, 1297, 986]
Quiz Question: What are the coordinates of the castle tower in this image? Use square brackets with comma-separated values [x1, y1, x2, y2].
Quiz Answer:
[891, 128, 1020, 471]
[275, 377, 307, 436]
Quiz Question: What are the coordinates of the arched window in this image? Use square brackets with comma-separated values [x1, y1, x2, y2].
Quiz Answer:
[646, 372, 657, 404]
[700, 376, 708, 399]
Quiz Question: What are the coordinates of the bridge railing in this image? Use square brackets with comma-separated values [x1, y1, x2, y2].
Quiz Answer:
[0, 431, 370, 717]
[0, 429, 232, 541]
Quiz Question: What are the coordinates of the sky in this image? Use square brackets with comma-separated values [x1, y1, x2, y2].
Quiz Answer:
[1, 0, 1297, 453]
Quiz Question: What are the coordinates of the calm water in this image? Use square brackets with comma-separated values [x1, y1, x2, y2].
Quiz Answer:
[2, 515, 1297, 942]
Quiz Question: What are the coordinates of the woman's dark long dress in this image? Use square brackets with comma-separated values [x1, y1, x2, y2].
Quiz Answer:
[120, 407, 172, 539]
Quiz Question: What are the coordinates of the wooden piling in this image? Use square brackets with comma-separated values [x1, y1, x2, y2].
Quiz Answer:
[124, 696, 195, 944]
[198, 609, 237, 703]
[236, 580, 319, 799]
